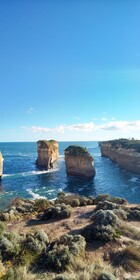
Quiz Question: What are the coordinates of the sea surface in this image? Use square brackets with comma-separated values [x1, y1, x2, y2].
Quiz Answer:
[0, 141, 140, 210]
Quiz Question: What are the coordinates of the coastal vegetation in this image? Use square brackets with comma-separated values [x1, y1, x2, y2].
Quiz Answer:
[101, 138, 140, 153]
[0, 192, 140, 279]
[64, 145, 90, 156]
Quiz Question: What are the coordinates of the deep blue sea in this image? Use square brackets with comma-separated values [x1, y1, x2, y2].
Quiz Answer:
[0, 141, 140, 210]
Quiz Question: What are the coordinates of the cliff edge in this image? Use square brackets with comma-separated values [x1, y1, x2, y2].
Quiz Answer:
[99, 138, 140, 174]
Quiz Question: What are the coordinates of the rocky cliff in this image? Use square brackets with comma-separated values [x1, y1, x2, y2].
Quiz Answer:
[100, 139, 140, 174]
[0, 152, 3, 178]
[36, 140, 59, 169]
[64, 145, 95, 179]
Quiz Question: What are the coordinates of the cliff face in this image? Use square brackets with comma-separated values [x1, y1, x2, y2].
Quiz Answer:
[64, 145, 95, 179]
[0, 152, 3, 178]
[100, 141, 140, 174]
[36, 140, 59, 169]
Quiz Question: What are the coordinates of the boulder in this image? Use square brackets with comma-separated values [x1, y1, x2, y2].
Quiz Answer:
[36, 140, 59, 169]
[64, 145, 95, 179]
[0, 152, 3, 179]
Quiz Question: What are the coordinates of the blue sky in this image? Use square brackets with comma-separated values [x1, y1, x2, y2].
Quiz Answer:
[0, 0, 140, 141]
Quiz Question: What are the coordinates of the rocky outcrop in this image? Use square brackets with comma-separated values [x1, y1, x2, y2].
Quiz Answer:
[100, 139, 140, 174]
[0, 152, 3, 179]
[36, 140, 59, 169]
[64, 145, 95, 179]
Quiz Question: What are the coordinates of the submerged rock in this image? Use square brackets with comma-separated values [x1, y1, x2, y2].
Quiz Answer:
[64, 145, 95, 179]
[0, 152, 3, 179]
[36, 140, 59, 169]
[99, 139, 140, 174]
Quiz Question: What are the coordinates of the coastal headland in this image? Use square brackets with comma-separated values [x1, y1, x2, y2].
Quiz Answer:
[99, 139, 140, 174]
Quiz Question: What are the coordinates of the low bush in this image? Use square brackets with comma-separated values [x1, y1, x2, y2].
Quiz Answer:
[113, 209, 127, 220]
[42, 234, 86, 272]
[34, 198, 51, 212]
[0, 232, 22, 261]
[23, 230, 49, 254]
[127, 209, 140, 221]
[98, 272, 117, 280]
[90, 210, 119, 228]
[82, 210, 121, 242]
[95, 194, 110, 204]
[0, 221, 5, 237]
[109, 196, 127, 205]
[96, 201, 120, 211]
[41, 204, 72, 220]
[56, 192, 94, 207]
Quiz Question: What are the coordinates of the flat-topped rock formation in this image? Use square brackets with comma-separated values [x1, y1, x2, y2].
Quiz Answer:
[100, 138, 140, 174]
[36, 140, 59, 169]
[0, 152, 3, 179]
[64, 145, 95, 179]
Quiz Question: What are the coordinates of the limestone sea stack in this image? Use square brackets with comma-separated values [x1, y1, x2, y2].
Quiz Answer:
[36, 140, 59, 169]
[0, 152, 4, 179]
[99, 138, 140, 174]
[64, 145, 95, 179]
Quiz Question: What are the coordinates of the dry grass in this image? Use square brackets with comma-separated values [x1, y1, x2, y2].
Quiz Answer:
[120, 222, 140, 241]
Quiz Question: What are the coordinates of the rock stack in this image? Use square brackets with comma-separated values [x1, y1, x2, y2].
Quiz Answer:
[64, 145, 95, 179]
[0, 152, 3, 179]
[36, 140, 59, 169]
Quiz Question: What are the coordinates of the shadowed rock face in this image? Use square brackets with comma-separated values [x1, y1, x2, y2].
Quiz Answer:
[0, 152, 3, 179]
[64, 145, 95, 179]
[100, 139, 140, 174]
[36, 140, 59, 169]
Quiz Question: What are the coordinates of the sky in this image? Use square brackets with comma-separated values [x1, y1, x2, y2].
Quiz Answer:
[0, 0, 140, 142]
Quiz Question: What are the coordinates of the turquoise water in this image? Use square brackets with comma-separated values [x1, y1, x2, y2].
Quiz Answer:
[0, 141, 140, 210]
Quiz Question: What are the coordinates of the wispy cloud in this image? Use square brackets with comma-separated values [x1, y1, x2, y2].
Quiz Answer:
[27, 107, 34, 114]
[21, 120, 140, 135]
[74, 116, 80, 120]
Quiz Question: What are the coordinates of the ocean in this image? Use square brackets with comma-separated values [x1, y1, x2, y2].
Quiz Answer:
[0, 141, 140, 210]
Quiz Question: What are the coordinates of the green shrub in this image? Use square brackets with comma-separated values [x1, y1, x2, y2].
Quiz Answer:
[0, 221, 5, 237]
[98, 272, 117, 280]
[91, 210, 119, 227]
[82, 210, 120, 242]
[95, 194, 110, 204]
[34, 198, 51, 212]
[23, 230, 49, 254]
[43, 234, 86, 272]
[3, 268, 15, 280]
[113, 208, 127, 220]
[96, 201, 120, 211]
[41, 204, 72, 220]
[110, 196, 127, 205]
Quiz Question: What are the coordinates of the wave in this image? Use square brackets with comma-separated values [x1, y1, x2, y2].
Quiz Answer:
[27, 188, 46, 200]
[129, 177, 138, 183]
[3, 168, 59, 178]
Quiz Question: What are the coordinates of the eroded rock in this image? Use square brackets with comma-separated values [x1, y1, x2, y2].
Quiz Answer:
[64, 145, 95, 179]
[100, 139, 140, 174]
[36, 140, 59, 168]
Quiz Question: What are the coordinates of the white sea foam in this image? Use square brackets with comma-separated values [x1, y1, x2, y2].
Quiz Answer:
[27, 188, 46, 200]
[129, 177, 138, 183]
[45, 189, 55, 194]
[3, 168, 58, 178]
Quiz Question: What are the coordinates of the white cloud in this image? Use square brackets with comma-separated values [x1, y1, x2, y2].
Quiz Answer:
[21, 120, 140, 136]
[101, 117, 109, 121]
